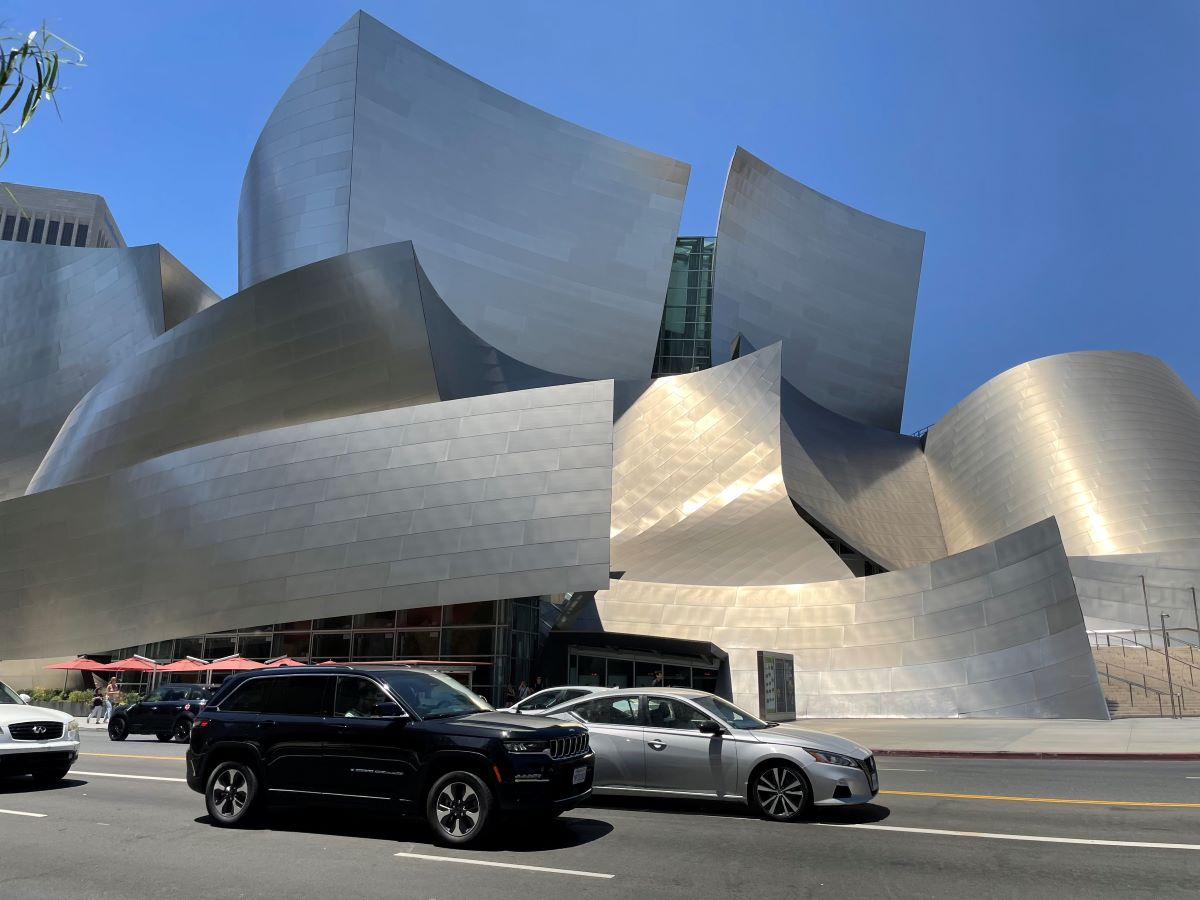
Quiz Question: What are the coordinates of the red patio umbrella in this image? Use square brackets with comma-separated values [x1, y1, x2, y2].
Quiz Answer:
[99, 655, 159, 673]
[199, 655, 265, 671]
[156, 658, 207, 673]
[44, 657, 108, 692]
[263, 656, 304, 668]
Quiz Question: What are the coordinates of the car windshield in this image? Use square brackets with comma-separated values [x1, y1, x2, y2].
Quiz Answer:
[692, 695, 771, 730]
[0, 682, 25, 704]
[377, 669, 492, 720]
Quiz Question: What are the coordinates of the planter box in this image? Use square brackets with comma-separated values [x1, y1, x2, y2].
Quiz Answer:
[28, 700, 90, 717]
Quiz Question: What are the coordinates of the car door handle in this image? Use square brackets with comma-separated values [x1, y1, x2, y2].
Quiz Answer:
[647, 741, 667, 751]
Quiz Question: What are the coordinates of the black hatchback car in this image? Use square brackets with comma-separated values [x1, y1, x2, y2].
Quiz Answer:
[109, 683, 212, 743]
[186, 666, 594, 845]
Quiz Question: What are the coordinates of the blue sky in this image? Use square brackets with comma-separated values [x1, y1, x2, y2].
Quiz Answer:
[4, 1, 1197, 432]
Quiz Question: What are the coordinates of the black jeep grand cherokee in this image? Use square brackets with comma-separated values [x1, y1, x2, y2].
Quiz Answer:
[186, 666, 593, 845]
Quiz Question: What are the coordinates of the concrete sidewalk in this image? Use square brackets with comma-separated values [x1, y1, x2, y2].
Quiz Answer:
[787, 717, 1200, 759]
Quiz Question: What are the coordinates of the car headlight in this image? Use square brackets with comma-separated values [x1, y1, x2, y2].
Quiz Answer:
[804, 748, 859, 768]
[503, 740, 548, 754]
[66, 719, 79, 734]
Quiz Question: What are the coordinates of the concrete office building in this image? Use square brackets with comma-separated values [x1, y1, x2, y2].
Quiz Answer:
[0, 182, 126, 248]
[1, 12, 1196, 720]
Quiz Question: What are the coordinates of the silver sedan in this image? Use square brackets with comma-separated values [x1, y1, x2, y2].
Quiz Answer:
[545, 688, 878, 821]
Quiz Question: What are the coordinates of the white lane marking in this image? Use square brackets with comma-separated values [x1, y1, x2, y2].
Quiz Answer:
[394, 851, 614, 879]
[73, 770, 186, 784]
[877, 768, 927, 772]
[0, 808, 46, 818]
[818, 823, 1200, 851]
[1186, 776, 1200, 779]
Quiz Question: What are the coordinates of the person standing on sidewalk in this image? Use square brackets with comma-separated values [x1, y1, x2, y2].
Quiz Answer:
[102, 676, 119, 722]
[87, 688, 104, 724]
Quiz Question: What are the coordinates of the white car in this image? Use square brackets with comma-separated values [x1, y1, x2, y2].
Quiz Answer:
[496, 685, 611, 714]
[0, 680, 81, 784]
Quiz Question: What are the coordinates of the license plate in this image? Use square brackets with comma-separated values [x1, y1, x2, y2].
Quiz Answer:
[572, 765, 587, 785]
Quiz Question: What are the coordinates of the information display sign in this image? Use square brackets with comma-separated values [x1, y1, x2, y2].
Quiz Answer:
[756, 650, 796, 721]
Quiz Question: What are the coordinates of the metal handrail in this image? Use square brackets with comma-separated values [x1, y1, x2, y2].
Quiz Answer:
[1096, 669, 1171, 717]
[1090, 630, 1200, 683]
[1097, 657, 1194, 714]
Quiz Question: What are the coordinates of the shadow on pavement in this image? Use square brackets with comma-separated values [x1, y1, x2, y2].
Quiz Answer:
[192, 805, 614, 853]
[582, 794, 891, 825]
[0, 776, 86, 794]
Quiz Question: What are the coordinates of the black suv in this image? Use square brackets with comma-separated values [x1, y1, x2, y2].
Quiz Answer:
[109, 682, 212, 743]
[186, 666, 594, 845]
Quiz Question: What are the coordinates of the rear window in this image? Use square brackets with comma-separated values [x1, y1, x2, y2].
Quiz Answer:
[220, 675, 333, 715]
[573, 696, 640, 725]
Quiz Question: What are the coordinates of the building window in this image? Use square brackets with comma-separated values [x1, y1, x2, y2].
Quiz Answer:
[1, 214, 14, 241]
[313, 632, 352, 660]
[15, 216, 29, 241]
[45, 219, 59, 245]
[61, 222, 75, 246]
[31, 218, 45, 243]
[652, 237, 716, 378]
[353, 631, 395, 660]
[74, 223, 89, 247]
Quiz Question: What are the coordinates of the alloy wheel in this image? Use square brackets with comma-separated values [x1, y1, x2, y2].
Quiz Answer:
[435, 780, 481, 837]
[754, 766, 807, 820]
[211, 768, 249, 821]
[173, 719, 191, 742]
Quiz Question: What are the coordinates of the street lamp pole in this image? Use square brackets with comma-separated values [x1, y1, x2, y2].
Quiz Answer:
[1161, 612, 1177, 719]
[1140, 575, 1153, 646]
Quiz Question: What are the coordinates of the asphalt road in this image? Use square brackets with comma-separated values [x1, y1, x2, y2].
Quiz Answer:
[2, 732, 1199, 899]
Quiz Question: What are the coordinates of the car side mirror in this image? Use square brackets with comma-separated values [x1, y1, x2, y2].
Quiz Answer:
[698, 720, 724, 736]
[373, 701, 407, 718]
[18, 693, 30, 704]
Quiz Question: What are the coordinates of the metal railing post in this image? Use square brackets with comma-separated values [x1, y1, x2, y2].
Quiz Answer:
[1192, 587, 1200, 648]
[1142, 575, 1153, 635]
[1162, 613, 1177, 718]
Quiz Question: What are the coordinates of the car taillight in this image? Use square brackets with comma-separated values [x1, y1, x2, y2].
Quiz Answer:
[194, 718, 210, 728]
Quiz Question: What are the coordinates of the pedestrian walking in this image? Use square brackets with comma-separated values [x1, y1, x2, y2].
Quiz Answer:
[532, 675, 544, 693]
[103, 676, 119, 722]
[517, 680, 530, 700]
[87, 687, 103, 724]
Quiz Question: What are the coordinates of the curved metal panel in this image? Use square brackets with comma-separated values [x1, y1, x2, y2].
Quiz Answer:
[1070, 552, 1200, 634]
[0, 381, 613, 661]
[780, 380, 946, 571]
[712, 147, 925, 431]
[583, 518, 1107, 718]
[926, 351, 1200, 558]
[0, 242, 215, 501]
[240, 11, 689, 382]
[30, 242, 575, 495]
[611, 345, 851, 585]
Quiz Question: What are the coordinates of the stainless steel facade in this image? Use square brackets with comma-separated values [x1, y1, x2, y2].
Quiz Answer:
[580, 518, 1107, 718]
[29, 242, 573, 495]
[780, 381, 947, 571]
[925, 352, 1200, 558]
[712, 147, 925, 432]
[239, 11, 689, 382]
[0, 241, 217, 501]
[2, 12, 1195, 721]
[611, 345, 852, 586]
[0, 380, 613, 661]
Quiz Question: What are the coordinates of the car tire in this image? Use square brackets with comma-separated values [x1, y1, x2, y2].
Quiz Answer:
[173, 718, 192, 743]
[425, 770, 493, 846]
[156, 732, 173, 742]
[750, 762, 812, 823]
[205, 760, 260, 828]
[30, 766, 71, 785]
[108, 718, 127, 741]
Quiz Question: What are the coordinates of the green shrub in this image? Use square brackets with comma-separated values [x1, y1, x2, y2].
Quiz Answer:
[27, 687, 64, 702]
[66, 689, 96, 703]
[118, 691, 142, 705]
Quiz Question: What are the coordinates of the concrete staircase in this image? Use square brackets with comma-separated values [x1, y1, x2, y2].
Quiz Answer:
[1092, 643, 1200, 718]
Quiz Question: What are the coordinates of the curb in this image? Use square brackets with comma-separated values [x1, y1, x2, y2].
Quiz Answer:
[875, 749, 1200, 761]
